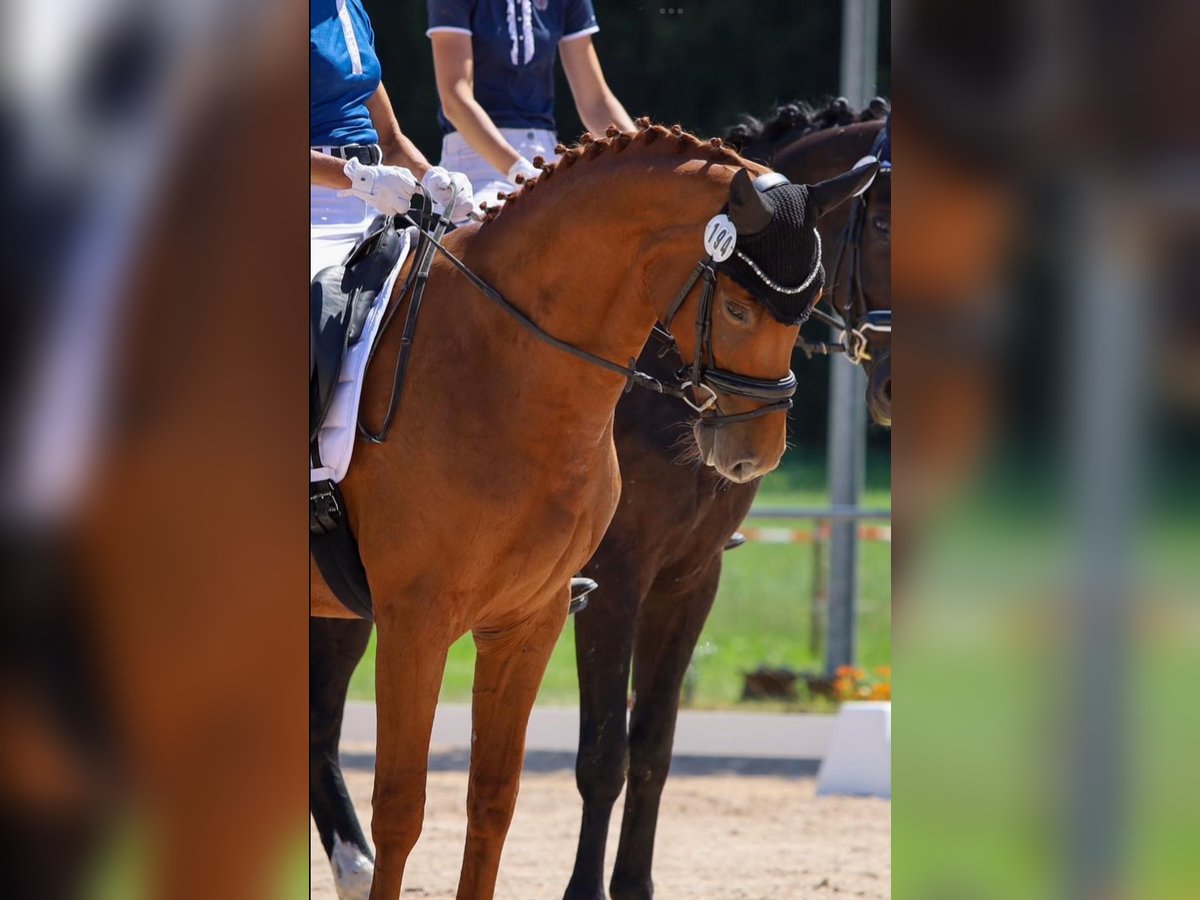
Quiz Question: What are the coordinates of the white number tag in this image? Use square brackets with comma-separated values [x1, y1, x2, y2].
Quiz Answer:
[703, 214, 737, 262]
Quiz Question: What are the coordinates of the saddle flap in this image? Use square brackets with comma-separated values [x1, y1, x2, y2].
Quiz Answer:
[310, 216, 408, 438]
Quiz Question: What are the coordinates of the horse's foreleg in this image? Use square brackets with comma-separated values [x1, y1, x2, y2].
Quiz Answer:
[310, 616, 375, 900]
[369, 610, 454, 900]
[564, 569, 641, 900]
[610, 558, 722, 900]
[457, 594, 568, 900]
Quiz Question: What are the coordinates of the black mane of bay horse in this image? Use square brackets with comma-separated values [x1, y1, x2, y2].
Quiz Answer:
[309, 99, 890, 900]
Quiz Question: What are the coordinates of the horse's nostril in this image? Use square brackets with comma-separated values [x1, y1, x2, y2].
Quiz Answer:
[730, 460, 757, 482]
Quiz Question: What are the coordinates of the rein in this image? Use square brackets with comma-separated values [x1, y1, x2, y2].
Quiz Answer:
[358, 198, 795, 442]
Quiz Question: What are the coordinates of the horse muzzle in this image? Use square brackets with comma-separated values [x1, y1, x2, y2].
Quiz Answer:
[694, 414, 786, 483]
[867, 352, 892, 427]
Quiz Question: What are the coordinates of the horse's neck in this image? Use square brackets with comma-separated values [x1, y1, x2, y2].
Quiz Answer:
[460, 160, 728, 378]
[779, 121, 881, 182]
[779, 122, 883, 272]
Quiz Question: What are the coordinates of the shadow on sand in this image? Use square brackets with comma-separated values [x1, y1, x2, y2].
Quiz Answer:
[339, 748, 819, 778]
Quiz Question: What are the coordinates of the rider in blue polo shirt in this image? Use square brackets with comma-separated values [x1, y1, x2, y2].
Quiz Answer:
[311, 0, 474, 280]
[427, 0, 634, 210]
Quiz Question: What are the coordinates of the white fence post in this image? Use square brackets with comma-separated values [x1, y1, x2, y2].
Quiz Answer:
[825, 0, 878, 676]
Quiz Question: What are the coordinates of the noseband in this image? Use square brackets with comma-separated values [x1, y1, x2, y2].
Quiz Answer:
[653, 259, 797, 426]
[799, 128, 892, 365]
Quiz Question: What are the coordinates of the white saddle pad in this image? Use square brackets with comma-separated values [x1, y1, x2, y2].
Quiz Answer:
[310, 225, 414, 484]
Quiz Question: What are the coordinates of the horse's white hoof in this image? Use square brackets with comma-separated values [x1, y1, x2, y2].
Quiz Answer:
[331, 833, 375, 900]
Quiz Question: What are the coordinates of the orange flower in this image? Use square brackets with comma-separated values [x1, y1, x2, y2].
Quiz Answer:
[869, 683, 891, 701]
[875, 666, 891, 680]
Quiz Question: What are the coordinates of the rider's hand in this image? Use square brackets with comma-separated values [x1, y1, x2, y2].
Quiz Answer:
[337, 158, 419, 215]
[421, 166, 476, 224]
[506, 157, 541, 185]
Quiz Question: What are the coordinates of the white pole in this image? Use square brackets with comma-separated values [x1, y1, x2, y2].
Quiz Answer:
[825, 0, 878, 676]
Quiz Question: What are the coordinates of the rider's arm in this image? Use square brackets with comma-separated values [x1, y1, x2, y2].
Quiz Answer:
[429, 31, 523, 176]
[365, 83, 433, 177]
[559, 34, 634, 136]
[311, 150, 352, 190]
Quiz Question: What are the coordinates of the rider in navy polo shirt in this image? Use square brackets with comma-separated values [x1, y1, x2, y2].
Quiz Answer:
[311, 0, 473, 277]
[427, 0, 634, 210]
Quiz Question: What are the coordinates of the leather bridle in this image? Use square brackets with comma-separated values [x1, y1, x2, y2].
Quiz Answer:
[651, 259, 797, 426]
[358, 194, 798, 443]
[798, 129, 892, 366]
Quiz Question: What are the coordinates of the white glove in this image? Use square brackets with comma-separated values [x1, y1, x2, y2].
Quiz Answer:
[420, 166, 475, 223]
[337, 158, 419, 215]
[506, 157, 541, 184]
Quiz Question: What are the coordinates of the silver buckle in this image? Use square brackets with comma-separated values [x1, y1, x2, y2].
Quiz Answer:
[678, 381, 718, 413]
[845, 313, 890, 365]
[845, 329, 872, 365]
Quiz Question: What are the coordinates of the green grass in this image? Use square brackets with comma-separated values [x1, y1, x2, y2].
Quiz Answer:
[348, 451, 891, 709]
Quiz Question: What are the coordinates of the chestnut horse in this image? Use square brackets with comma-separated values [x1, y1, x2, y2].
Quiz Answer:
[309, 108, 887, 900]
[312, 121, 837, 900]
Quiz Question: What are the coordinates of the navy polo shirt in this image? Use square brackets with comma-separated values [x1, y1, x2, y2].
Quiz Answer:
[427, 0, 599, 134]
[311, 0, 382, 146]
[877, 116, 891, 169]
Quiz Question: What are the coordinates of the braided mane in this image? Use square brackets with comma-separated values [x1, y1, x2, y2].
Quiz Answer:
[724, 96, 890, 153]
[478, 118, 749, 224]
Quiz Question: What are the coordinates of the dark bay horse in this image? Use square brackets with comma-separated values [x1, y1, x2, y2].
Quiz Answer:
[310, 106, 889, 900]
[563, 108, 891, 900]
[311, 120, 861, 900]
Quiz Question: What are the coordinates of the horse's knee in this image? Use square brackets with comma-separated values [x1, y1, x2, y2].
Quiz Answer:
[372, 789, 425, 858]
[575, 738, 628, 806]
[626, 756, 670, 792]
[626, 729, 672, 792]
[466, 776, 521, 840]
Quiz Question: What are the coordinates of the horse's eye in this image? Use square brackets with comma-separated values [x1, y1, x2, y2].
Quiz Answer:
[873, 216, 890, 235]
[724, 300, 747, 321]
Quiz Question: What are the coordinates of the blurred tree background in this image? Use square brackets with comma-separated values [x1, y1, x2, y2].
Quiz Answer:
[360, 0, 890, 454]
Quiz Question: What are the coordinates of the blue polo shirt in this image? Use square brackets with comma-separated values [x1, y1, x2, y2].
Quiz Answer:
[311, 0, 382, 146]
[427, 0, 599, 134]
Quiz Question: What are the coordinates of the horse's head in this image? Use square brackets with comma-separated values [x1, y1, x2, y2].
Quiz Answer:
[855, 146, 892, 426]
[666, 163, 879, 482]
[762, 110, 893, 427]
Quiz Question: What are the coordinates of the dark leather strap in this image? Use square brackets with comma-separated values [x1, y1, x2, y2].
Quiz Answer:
[358, 205, 445, 444]
[309, 480, 374, 621]
[394, 212, 686, 400]
[367, 197, 796, 429]
[312, 144, 383, 165]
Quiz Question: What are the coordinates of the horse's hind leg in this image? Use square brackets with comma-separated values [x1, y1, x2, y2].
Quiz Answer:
[564, 567, 641, 900]
[457, 594, 569, 900]
[610, 557, 722, 900]
[369, 608, 455, 900]
[311, 616, 374, 900]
